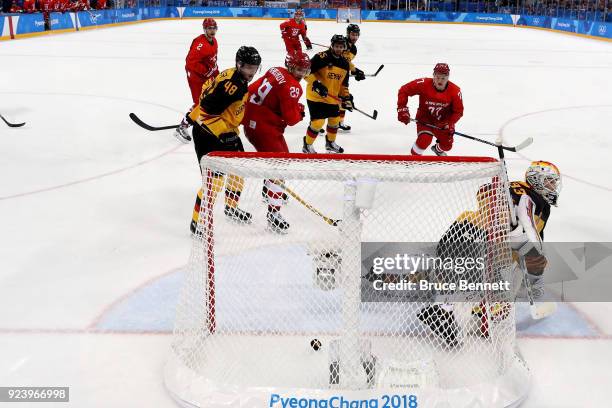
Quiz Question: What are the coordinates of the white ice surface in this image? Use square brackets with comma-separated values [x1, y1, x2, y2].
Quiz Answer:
[1, 19, 611, 407]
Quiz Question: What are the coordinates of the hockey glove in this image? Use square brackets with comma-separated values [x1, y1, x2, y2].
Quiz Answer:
[312, 80, 328, 98]
[443, 122, 456, 136]
[340, 94, 354, 111]
[353, 68, 365, 81]
[304, 37, 313, 50]
[397, 106, 410, 124]
[448, 122, 456, 135]
[218, 132, 243, 151]
[298, 103, 305, 119]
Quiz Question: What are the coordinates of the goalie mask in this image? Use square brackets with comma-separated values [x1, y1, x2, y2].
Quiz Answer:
[525, 161, 562, 206]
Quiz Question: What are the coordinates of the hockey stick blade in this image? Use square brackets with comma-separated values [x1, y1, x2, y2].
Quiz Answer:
[129, 113, 179, 131]
[511, 137, 533, 152]
[530, 302, 557, 320]
[366, 64, 384, 77]
[0, 114, 26, 128]
[276, 182, 340, 227]
[354, 107, 377, 120]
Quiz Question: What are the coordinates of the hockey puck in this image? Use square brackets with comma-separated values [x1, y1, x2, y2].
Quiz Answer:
[310, 338, 322, 351]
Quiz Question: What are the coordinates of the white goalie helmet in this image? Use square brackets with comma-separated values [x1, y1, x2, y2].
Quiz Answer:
[525, 160, 562, 206]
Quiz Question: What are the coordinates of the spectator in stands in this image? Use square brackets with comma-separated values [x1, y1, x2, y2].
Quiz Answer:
[20, 0, 36, 12]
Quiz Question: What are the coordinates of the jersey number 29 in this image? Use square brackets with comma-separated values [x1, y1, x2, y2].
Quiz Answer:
[250, 79, 273, 106]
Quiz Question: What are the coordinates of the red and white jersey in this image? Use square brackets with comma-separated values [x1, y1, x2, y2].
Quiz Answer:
[279, 19, 307, 42]
[244, 67, 304, 129]
[22, 0, 36, 12]
[58, 0, 72, 11]
[185, 34, 219, 80]
[39, 0, 54, 12]
[397, 78, 464, 126]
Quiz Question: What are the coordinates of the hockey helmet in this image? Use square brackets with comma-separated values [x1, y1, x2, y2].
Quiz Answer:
[525, 161, 562, 206]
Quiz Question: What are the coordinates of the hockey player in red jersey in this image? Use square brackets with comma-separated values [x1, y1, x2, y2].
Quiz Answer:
[397, 63, 464, 156]
[279, 8, 312, 53]
[242, 51, 311, 234]
[175, 18, 219, 143]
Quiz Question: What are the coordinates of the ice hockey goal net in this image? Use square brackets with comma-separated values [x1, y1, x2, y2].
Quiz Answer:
[166, 152, 530, 408]
[337, 7, 361, 24]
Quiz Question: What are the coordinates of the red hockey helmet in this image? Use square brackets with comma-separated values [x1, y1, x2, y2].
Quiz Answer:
[294, 8, 305, 21]
[202, 18, 217, 30]
[433, 63, 450, 76]
[285, 51, 311, 79]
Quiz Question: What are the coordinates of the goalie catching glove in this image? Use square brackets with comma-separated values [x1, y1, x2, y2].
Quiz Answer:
[340, 94, 354, 111]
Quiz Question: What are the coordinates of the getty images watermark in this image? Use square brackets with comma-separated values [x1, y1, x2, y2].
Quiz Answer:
[369, 252, 510, 293]
[360, 242, 612, 303]
[360, 243, 513, 303]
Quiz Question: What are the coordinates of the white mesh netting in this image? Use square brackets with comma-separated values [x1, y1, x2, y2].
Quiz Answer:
[166, 153, 530, 408]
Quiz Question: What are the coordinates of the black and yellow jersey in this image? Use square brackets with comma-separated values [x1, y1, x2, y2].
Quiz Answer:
[437, 211, 488, 258]
[343, 41, 357, 72]
[188, 67, 248, 137]
[509, 181, 550, 239]
[305, 49, 350, 105]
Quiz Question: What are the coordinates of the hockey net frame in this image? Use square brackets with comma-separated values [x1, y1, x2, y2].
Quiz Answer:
[166, 152, 530, 408]
[336, 7, 362, 24]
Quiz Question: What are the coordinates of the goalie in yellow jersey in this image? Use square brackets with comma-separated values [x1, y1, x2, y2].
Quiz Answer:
[188, 46, 261, 233]
[302, 34, 353, 154]
[418, 161, 562, 347]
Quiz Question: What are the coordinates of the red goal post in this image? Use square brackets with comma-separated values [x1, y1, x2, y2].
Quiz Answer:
[166, 152, 529, 408]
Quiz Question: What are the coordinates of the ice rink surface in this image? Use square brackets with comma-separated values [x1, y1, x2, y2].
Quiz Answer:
[1, 18, 612, 407]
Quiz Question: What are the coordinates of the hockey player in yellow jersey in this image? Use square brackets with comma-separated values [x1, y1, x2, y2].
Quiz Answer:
[188, 46, 261, 233]
[302, 34, 353, 154]
[338, 24, 365, 132]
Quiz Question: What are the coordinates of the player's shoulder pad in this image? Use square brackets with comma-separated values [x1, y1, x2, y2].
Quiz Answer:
[511, 180, 548, 208]
[455, 210, 482, 226]
[218, 68, 249, 95]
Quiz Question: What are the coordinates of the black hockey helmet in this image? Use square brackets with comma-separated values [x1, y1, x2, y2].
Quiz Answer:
[346, 24, 360, 35]
[330, 34, 347, 47]
[236, 46, 261, 66]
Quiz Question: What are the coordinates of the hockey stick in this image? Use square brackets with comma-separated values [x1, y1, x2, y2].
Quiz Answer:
[129, 113, 179, 131]
[274, 181, 340, 227]
[349, 65, 384, 77]
[0, 114, 26, 128]
[329, 95, 378, 120]
[363, 64, 384, 77]
[414, 120, 532, 152]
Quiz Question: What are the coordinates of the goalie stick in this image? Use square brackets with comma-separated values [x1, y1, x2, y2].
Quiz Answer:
[516, 256, 557, 319]
[0, 114, 26, 128]
[274, 181, 340, 227]
[414, 120, 532, 152]
[129, 113, 179, 131]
